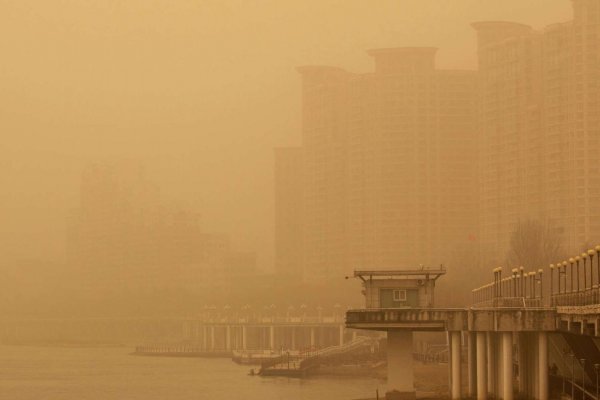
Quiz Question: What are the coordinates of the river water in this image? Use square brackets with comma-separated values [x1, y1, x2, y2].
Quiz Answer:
[0, 345, 385, 400]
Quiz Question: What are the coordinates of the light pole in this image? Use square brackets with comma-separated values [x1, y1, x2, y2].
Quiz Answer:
[550, 264, 555, 305]
[589, 249, 596, 295]
[596, 246, 600, 287]
[563, 261, 569, 302]
[538, 269, 544, 304]
[570, 258, 576, 293]
[582, 253, 589, 291]
[576, 256, 581, 293]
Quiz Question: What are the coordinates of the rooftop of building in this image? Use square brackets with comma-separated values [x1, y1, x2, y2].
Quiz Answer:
[353, 268, 446, 281]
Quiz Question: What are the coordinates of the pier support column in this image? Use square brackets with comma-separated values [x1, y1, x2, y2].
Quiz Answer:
[518, 333, 528, 396]
[477, 332, 488, 400]
[502, 332, 513, 400]
[387, 330, 415, 399]
[270, 326, 275, 351]
[449, 331, 462, 400]
[487, 332, 496, 396]
[226, 326, 231, 351]
[242, 326, 247, 350]
[468, 332, 477, 398]
[538, 332, 548, 400]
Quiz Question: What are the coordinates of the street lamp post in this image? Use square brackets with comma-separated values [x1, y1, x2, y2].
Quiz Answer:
[563, 261, 569, 303]
[590, 250, 596, 284]
[550, 264, 555, 305]
[596, 245, 600, 287]
[583, 253, 589, 291]
[576, 256, 582, 293]
[538, 269, 544, 304]
[570, 258, 575, 293]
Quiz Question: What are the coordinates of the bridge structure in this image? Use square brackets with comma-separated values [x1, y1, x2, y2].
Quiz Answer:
[181, 312, 356, 353]
[346, 245, 600, 400]
[0, 307, 363, 351]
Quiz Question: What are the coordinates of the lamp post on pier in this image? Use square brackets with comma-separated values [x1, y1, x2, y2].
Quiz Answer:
[570, 258, 575, 293]
[576, 256, 581, 293]
[595, 246, 600, 287]
[550, 264, 555, 305]
[588, 249, 595, 292]
[538, 269, 544, 304]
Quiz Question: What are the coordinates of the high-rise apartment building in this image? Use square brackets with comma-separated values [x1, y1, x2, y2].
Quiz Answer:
[277, 0, 600, 282]
[475, 0, 600, 261]
[277, 48, 479, 283]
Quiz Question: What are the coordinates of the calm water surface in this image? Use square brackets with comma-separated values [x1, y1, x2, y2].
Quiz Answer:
[0, 345, 384, 400]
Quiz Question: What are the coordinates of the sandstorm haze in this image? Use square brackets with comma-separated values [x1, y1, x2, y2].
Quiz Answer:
[0, 0, 574, 320]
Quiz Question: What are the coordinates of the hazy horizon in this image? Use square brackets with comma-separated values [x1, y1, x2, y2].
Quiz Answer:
[1, 0, 572, 271]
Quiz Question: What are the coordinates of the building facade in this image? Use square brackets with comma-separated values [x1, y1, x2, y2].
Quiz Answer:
[278, 48, 479, 283]
[475, 0, 600, 262]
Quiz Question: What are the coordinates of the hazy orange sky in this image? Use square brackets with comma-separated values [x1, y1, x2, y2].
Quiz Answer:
[0, 1, 573, 270]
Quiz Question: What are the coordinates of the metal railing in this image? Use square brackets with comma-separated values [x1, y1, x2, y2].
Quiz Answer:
[471, 266, 544, 308]
[550, 247, 600, 307]
[471, 245, 600, 309]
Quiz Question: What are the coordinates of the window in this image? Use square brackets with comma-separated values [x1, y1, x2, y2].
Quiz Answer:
[393, 289, 407, 302]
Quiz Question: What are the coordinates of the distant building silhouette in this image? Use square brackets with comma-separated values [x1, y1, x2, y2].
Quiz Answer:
[277, 0, 600, 282]
[277, 48, 478, 283]
[67, 162, 256, 296]
[475, 0, 600, 261]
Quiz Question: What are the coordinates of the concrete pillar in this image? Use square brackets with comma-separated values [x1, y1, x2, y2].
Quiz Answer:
[242, 326, 247, 350]
[477, 332, 488, 400]
[339, 325, 344, 346]
[226, 326, 231, 351]
[538, 332, 548, 400]
[496, 333, 504, 399]
[269, 326, 275, 350]
[450, 331, 462, 400]
[387, 330, 415, 398]
[468, 332, 477, 397]
[502, 332, 513, 400]
[517, 333, 528, 396]
[487, 332, 496, 396]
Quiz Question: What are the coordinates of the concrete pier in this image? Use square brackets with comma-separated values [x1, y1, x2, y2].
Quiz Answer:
[449, 331, 462, 400]
[538, 332, 548, 400]
[468, 332, 477, 398]
[487, 332, 496, 397]
[502, 332, 513, 400]
[476, 332, 488, 400]
[387, 330, 415, 399]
